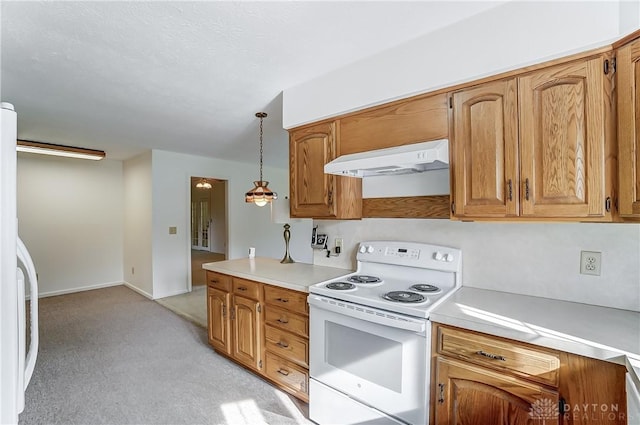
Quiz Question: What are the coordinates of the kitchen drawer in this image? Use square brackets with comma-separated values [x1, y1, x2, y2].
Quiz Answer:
[264, 325, 308, 367]
[264, 285, 307, 315]
[207, 271, 231, 292]
[232, 278, 261, 300]
[264, 351, 308, 400]
[436, 325, 560, 386]
[264, 305, 308, 338]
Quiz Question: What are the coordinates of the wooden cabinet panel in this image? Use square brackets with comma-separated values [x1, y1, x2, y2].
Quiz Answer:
[264, 325, 309, 367]
[450, 78, 519, 217]
[206, 271, 231, 292]
[339, 93, 448, 155]
[264, 352, 309, 401]
[207, 287, 231, 356]
[232, 277, 261, 301]
[437, 325, 559, 386]
[519, 57, 606, 217]
[434, 357, 559, 425]
[289, 121, 361, 219]
[231, 295, 261, 371]
[617, 37, 640, 217]
[264, 305, 308, 338]
[263, 285, 308, 315]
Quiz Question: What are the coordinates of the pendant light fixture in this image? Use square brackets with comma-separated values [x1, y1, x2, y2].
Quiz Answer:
[196, 179, 212, 189]
[245, 112, 277, 207]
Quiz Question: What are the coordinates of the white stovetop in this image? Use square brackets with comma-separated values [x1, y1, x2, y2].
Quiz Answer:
[430, 287, 640, 390]
[202, 257, 352, 293]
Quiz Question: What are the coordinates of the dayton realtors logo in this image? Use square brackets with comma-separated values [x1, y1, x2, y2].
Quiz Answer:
[530, 398, 625, 422]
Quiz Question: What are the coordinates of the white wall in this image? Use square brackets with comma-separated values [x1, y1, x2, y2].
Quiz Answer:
[17, 153, 124, 297]
[151, 150, 313, 299]
[312, 219, 640, 312]
[283, 1, 624, 128]
[123, 152, 153, 298]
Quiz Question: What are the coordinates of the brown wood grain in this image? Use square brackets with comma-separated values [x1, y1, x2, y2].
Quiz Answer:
[232, 295, 261, 371]
[207, 286, 231, 356]
[362, 195, 450, 218]
[617, 38, 640, 217]
[339, 93, 448, 156]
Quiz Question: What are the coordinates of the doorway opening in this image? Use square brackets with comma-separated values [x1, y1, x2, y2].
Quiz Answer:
[190, 177, 227, 288]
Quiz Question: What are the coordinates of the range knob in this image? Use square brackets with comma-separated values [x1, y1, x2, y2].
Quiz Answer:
[366, 245, 375, 254]
[444, 253, 454, 262]
[433, 252, 444, 261]
[359, 245, 367, 254]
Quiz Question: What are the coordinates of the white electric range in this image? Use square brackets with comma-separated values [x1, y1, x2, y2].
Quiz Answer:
[308, 240, 462, 425]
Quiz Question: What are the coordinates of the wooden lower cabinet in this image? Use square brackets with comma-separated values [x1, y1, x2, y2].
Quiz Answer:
[206, 271, 309, 402]
[432, 324, 627, 425]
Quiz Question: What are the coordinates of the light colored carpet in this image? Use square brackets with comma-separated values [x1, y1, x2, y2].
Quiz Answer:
[192, 250, 226, 286]
[19, 285, 311, 425]
[156, 285, 207, 329]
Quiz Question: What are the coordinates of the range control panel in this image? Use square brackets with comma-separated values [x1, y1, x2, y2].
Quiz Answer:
[356, 240, 461, 272]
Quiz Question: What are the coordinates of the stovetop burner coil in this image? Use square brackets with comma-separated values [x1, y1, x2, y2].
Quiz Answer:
[325, 282, 356, 291]
[382, 291, 426, 303]
[409, 284, 441, 293]
[347, 275, 382, 284]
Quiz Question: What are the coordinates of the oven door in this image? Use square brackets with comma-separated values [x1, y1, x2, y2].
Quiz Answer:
[308, 294, 430, 425]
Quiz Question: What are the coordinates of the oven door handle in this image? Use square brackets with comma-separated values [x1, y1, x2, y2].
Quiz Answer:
[308, 294, 427, 335]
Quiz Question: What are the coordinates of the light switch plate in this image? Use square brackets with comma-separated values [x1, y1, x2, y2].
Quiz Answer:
[169, 226, 177, 235]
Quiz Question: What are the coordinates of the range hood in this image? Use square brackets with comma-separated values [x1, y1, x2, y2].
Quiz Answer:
[324, 139, 449, 178]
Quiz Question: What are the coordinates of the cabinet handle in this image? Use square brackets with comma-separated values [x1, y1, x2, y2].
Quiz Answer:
[507, 179, 513, 201]
[277, 368, 290, 376]
[475, 350, 506, 361]
[524, 178, 530, 201]
[276, 298, 289, 303]
[276, 317, 289, 324]
[438, 383, 445, 404]
[276, 341, 289, 348]
[559, 397, 566, 414]
[237, 286, 247, 291]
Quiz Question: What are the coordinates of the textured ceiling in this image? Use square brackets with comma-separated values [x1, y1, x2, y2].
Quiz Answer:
[1, 1, 502, 168]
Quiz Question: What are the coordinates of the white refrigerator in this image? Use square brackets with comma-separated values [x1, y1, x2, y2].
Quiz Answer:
[1, 102, 39, 424]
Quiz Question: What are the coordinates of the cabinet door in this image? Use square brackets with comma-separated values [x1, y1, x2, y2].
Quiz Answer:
[434, 357, 559, 425]
[232, 295, 261, 371]
[207, 287, 231, 356]
[519, 57, 606, 217]
[617, 38, 640, 217]
[289, 121, 361, 219]
[450, 79, 519, 217]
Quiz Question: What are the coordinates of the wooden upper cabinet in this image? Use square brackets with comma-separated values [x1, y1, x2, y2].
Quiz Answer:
[289, 121, 361, 219]
[519, 56, 608, 218]
[339, 93, 448, 155]
[450, 78, 519, 218]
[617, 37, 640, 217]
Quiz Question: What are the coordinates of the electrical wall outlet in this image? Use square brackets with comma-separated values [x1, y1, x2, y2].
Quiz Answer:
[335, 238, 343, 253]
[580, 251, 601, 276]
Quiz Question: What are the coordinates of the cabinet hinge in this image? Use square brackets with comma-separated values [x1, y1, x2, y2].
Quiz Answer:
[257, 303, 262, 313]
[612, 57, 617, 73]
[450, 202, 455, 215]
[605, 197, 612, 213]
[448, 96, 453, 109]
[258, 360, 263, 369]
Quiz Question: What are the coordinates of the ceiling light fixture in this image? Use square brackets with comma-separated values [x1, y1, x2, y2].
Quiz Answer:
[245, 112, 277, 207]
[17, 140, 105, 161]
[196, 179, 212, 189]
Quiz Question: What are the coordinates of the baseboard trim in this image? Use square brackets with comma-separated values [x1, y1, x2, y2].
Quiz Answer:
[34, 281, 124, 299]
[122, 281, 154, 300]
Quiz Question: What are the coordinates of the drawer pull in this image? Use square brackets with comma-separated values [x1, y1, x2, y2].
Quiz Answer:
[277, 368, 290, 376]
[276, 317, 289, 324]
[476, 350, 506, 361]
[276, 298, 289, 303]
[237, 286, 247, 291]
[276, 341, 289, 348]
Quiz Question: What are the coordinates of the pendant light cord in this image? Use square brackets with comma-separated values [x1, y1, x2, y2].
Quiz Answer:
[259, 114, 264, 182]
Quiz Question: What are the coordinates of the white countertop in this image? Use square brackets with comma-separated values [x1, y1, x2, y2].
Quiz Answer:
[202, 257, 352, 292]
[431, 286, 640, 388]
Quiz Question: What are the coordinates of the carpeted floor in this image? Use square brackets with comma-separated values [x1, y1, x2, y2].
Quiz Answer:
[19, 285, 311, 425]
